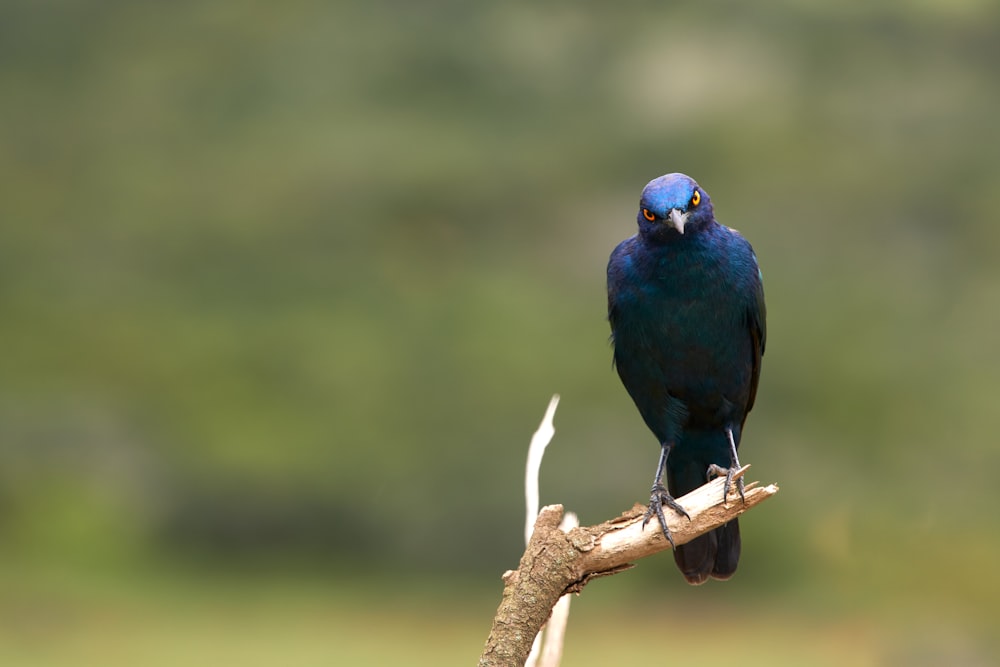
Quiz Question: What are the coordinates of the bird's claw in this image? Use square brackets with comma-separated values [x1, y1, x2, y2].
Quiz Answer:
[707, 463, 745, 505]
[642, 483, 690, 549]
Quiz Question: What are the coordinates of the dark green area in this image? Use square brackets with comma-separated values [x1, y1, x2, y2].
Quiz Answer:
[1, 0, 998, 662]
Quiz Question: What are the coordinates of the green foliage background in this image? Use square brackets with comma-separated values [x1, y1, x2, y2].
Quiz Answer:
[2, 0, 998, 664]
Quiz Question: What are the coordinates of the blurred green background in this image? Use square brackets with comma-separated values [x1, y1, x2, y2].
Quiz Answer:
[2, 0, 999, 665]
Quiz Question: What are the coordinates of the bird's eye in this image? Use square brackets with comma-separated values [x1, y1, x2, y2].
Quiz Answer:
[642, 208, 655, 221]
[690, 190, 701, 207]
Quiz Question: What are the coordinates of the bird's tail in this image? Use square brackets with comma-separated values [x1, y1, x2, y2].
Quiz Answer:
[666, 430, 741, 585]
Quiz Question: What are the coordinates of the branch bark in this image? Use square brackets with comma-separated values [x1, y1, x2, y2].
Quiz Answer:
[478, 466, 779, 667]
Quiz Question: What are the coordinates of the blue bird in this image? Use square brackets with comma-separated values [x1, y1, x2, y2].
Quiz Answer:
[607, 173, 766, 584]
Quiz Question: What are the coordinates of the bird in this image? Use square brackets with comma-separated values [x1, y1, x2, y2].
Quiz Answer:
[606, 172, 766, 584]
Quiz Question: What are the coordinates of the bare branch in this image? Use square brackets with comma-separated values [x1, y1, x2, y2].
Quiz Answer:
[523, 394, 561, 667]
[525, 394, 560, 545]
[478, 467, 779, 667]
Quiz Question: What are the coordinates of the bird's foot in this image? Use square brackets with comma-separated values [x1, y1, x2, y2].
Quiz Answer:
[707, 463, 745, 505]
[642, 484, 691, 549]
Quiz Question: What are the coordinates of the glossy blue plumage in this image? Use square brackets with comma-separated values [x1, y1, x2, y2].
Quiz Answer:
[607, 173, 766, 584]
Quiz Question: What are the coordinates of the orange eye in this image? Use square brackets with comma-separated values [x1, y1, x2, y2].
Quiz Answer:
[642, 208, 655, 221]
[690, 190, 701, 207]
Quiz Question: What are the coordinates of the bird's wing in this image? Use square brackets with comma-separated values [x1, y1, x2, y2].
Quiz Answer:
[743, 259, 767, 420]
[606, 236, 637, 347]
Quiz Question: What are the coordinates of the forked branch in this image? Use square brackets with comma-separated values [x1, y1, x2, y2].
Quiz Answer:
[478, 468, 779, 667]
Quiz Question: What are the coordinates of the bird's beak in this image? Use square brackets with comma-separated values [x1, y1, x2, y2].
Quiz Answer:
[668, 208, 688, 234]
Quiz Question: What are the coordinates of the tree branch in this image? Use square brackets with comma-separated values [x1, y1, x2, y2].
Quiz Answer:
[478, 467, 779, 667]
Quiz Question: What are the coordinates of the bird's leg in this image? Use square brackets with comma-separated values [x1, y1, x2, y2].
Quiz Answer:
[706, 427, 745, 504]
[642, 441, 690, 548]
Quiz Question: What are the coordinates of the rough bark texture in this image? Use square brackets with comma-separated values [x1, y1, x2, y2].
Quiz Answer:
[478, 467, 778, 667]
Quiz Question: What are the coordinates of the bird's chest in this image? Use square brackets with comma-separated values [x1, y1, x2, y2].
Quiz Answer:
[614, 247, 746, 379]
[627, 252, 736, 335]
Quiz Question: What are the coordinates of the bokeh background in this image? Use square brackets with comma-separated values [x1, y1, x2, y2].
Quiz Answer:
[2, 1, 999, 665]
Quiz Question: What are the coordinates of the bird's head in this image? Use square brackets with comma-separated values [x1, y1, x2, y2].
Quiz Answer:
[636, 173, 714, 241]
